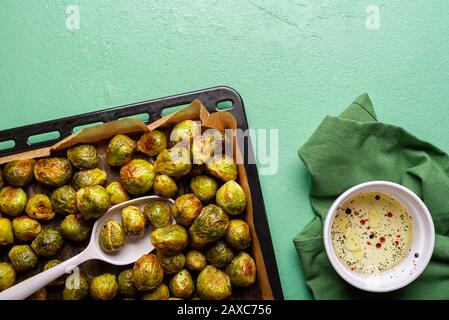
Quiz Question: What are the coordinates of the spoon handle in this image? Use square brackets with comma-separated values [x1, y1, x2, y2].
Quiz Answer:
[0, 247, 93, 300]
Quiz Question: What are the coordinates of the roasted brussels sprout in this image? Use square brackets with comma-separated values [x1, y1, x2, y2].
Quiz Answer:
[137, 130, 167, 156]
[60, 214, 91, 241]
[151, 224, 189, 255]
[67, 144, 99, 170]
[143, 200, 172, 229]
[153, 174, 178, 198]
[197, 265, 231, 300]
[28, 287, 47, 300]
[0, 216, 13, 245]
[72, 168, 107, 190]
[154, 147, 192, 177]
[99, 219, 125, 252]
[25, 194, 55, 220]
[0, 187, 27, 217]
[63, 273, 89, 300]
[31, 229, 64, 257]
[170, 120, 201, 146]
[206, 155, 238, 182]
[131, 253, 164, 291]
[226, 252, 256, 287]
[156, 251, 185, 274]
[189, 204, 229, 246]
[190, 175, 217, 202]
[3, 159, 35, 187]
[120, 159, 155, 195]
[51, 185, 78, 215]
[12, 216, 41, 241]
[0, 168, 4, 190]
[226, 219, 252, 250]
[90, 273, 118, 300]
[106, 182, 129, 205]
[121, 206, 146, 237]
[141, 283, 170, 300]
[118, 269, 138, 298]
[76, 185, 111, 220]
[8, 245, 38, 272]
[34, 157, 73, 187]
[106, 134, 136, 166]
[168, 297, 183, 300]
[172, 194, 202, 227]
[185, 249, 207, 271]
[206, 240, 234, 268]
[216, 180, 246, 216]
[169, 269, 194, 299]
[0, 262, 16, 291]
[192, 129, 223, 165]
[44, 259, 65, 286]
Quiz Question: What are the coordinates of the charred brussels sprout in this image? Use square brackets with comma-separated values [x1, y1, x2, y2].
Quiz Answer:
[192, 129, 223, 165]
[173, 194, 202, 227]
[0, 262, 16, 291]
[67, 144, 99, 170]
[31, 229, 64, 257]
[156, 251, 185, 274]
[153, 175, 178, 198]
[143, 200, 172, 229]
[72, 168, 107, 190]
[90, 273, 118, 300]
[131, 253, 164, 291]
[206, 240, 234, 268]
[226, 219, 252, 250]
[44, 259, 65, 286]
[189, 204, 229, 246]
[121, 206, 146, 237]
[8, 245, 38, 272]
[0, 187, 27, 217]
[106, 182, 129, 205]
[99, 219, 125, 252]
[63, 273, 89, 300]
[106, 134, 136, 166]
[25, 194, 55, 220]
[206, 155, 238, 182]
[51, 185, 77, 215]
[225, 252, 256, 287]
[197, 265, 231, 300]
[190, 175, 218, 202]
[118, 269, 138, 298]
[34, 157, 73, 187]
[60, 214, 91, 241]
[169, 269, 194, 299]
[170, 120, 201, 146]
[12, 216, 41, 241]
[28, 288, 47, 300]
[154, 147, 192, 177]
[0, 216, 14, 245]
[216, 180, 246, 216]
[185, 249, 207, 271]
[141, 283, 170, 300]
[137, 130, 167, 156]
[120, 159, 155, 195]
[151, 224, 189, 255]
[3, 159, 35, 187]
[76, 185, 111, 220]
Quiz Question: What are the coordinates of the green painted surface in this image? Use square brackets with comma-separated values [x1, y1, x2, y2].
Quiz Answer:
[1, 0, 449, 300]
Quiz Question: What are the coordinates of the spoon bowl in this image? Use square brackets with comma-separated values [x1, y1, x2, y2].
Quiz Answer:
[0, 195, 174, 300]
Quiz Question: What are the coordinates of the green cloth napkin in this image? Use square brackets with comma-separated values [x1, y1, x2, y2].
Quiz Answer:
[294, 93, 449, 300]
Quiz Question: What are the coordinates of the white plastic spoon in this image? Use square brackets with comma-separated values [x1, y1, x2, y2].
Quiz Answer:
[0, 195, 174, 300]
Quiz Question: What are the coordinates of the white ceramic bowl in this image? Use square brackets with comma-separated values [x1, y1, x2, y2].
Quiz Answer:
[323, 181, 435, 292]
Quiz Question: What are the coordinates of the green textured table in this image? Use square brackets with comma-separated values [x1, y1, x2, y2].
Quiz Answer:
[1, 1, 449, 300]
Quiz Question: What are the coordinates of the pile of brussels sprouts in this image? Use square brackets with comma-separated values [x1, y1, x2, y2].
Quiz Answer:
[0, 119, 257, 300]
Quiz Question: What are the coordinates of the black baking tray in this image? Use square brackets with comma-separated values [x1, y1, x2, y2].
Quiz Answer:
[0, 86, 284, 300]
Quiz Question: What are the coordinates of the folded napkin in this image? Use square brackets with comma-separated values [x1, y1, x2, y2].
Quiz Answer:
[294, 94, 449, 299]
